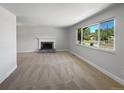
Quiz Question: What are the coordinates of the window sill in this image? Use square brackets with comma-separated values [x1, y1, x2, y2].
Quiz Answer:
[76, 44, 115, 55]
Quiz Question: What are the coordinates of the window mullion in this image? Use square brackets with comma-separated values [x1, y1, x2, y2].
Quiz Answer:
[98, 23, 100, 48]
[81, 28, 83, 45]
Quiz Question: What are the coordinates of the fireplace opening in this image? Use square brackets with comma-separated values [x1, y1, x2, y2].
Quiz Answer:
[41, 42, 53, 50]
[40, 42, 55, 53]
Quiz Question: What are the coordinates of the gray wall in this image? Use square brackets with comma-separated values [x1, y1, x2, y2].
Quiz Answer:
[68, 4, 124, 83]
[17, 26, 69, 52]
[0, 6, 17, 83]
[16, 4, 124, 84]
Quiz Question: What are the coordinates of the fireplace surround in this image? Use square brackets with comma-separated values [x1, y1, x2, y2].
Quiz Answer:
[37, 37, 56, 53]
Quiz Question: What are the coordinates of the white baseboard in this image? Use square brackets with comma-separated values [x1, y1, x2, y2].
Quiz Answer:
[17, 50, 36, 53]
[69, 50, 124, 86]
[0, 65, 17, 84]
[17, 49, 69, 53]
[56, 49, 69, 52]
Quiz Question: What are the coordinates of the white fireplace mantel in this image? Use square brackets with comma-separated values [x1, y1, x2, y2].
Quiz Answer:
[36, 37, 56, 49]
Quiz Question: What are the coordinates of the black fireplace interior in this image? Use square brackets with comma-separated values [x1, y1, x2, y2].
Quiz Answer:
[41, 42, 54, 50]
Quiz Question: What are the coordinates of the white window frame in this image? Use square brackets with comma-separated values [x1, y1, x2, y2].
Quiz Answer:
[76, 28, 82, 45]
[76, 18, 115, 54]
[82, 23, 100, 48]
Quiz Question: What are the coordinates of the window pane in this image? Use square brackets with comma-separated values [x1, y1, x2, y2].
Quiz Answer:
[77, 28, 81, 44]
[100, 19, 114, 49]
[82, 24, 99, 47]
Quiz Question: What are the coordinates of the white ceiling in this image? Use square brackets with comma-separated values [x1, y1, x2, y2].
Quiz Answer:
[1, 3, 114, 27]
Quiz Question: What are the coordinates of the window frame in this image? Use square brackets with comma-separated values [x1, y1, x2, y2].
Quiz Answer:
[76, 18, 115, 54]
[82, 23, 100, 48]
[76, 28, 82, 45]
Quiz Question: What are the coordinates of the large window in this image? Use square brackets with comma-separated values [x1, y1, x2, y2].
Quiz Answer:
[99, 20, 114, 49]
[82, 24, 99, 47]
[76, 19, 115, 51]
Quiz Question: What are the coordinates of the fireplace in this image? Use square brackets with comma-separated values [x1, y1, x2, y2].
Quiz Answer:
[37, 37, 56, 53]
[40, 41, 55, 53]
[41, 42, 54, 50]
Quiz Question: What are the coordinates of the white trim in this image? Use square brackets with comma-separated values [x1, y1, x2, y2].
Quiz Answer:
[76, 44, 115, 54]
[76, 28, 82, 45]
[113, 18, 116, 51]
[69, 50, 124, 86]
[36, 37, 56, 49]
[56, 49, 69, 52]
[17, 49, 69, 53]
[98, 23, 100, 47]
[0, 65, 17, 84]
[17, 50, 36, 53]
[80, 17, 115, 31]
[76, 29, 78, 44]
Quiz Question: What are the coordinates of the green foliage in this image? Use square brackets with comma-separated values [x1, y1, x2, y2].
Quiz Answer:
[91, 29, 98, 40]
[82, 26, 114, 43]
[83, 27, 98, 41]
[100, 27, 114, 43]
[83, 27, 90, 40]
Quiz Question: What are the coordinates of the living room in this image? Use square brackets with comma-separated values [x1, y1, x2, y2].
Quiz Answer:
[0, 2, 124, 92]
